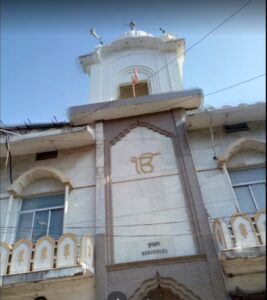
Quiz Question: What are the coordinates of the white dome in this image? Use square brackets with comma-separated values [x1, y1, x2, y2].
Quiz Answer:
[120, 30, 153, 39]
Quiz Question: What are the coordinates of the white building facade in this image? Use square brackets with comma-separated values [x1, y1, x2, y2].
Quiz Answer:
[0, 26, 265, 300]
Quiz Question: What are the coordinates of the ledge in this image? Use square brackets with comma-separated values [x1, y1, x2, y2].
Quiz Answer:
[1, 266, 94, 286]
[220, 245, 266, 260]
[220, 246, 266, 276]
[106, 254, 207, 271]
[0, 125, 95, 157]
[68, 89, 203, 125]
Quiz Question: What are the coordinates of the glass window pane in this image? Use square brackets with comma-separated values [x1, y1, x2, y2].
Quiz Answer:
[21, 194, 64, 211]
[49, 209, 64, 239]
[229, 168, 265, 185]
[16, 213, 33, 241]
[251, 183, 266, 210]
[234, 186, 257, 213]
[32, 211, 49, 242]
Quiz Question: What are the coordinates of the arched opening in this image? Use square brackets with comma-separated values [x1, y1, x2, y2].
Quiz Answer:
[143, 286, 180, 300]
[7, 166, 72, 197]
[218, 138, 265, 167]
[129, 273, 201, 300]
[6, 166, 72, 243]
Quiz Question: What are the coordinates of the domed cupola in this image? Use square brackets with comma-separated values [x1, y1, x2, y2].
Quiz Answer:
[79, 21, 185, 103]
[120, 20, 154, 39]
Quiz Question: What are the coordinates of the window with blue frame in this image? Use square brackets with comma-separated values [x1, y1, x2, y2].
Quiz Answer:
[16, 194, 64, 242]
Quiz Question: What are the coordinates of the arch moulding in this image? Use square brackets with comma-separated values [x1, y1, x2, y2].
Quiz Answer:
[218, 138, 266, 167]
[7, 166, 73, 197]
[110, 120, 174, 146]
[129, 272, 201, 300]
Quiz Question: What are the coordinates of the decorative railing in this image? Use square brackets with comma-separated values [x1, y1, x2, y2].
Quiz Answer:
[0, 233, 94, 276]
[211, 209, 266, 251]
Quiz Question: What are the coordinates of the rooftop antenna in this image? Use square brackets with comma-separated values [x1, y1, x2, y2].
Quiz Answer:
[89, 28, 103, 45]
[129, 20, 136, 30]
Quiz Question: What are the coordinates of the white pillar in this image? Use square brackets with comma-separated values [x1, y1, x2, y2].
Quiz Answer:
[95, 122, 106, 235]
[63, 184, 70, 232]
[2, 194, 14, 242]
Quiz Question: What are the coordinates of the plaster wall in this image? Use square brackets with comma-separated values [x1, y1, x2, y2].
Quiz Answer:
[1, 277, 95, 300]
[187, 121, 266, 219]
[107, 259, 216, 299]
[0, 146, 96, 244]
[225, 272, 266, 294]
[89, 48, 182, 102]
[111, 126, 196, 263]
[98, 111, 229, 300]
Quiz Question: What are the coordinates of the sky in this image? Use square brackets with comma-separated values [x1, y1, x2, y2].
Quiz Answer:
[0, 0, 266, 125]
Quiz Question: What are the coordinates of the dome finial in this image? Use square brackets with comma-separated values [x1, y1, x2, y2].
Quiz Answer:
[129, 20, 136, 30]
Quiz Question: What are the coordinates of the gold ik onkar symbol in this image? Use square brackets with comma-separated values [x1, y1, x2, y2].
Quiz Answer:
[130, 152, 161, 174]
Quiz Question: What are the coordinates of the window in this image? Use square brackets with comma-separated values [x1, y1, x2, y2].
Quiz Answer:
[119, 81, 149, 99]
[16, 194, 64, 242]
[229, 167, 266, 213]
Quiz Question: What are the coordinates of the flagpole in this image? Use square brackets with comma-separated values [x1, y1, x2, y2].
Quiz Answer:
[132, 83, 136, 98]
[132, 66, 138, 98]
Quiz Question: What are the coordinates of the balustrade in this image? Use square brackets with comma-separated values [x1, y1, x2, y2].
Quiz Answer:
[0, 233, 94, 276]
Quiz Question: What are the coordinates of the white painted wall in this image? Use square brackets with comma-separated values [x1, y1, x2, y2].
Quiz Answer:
[111, 126, 196, 263]
[187, 121, 266, 219]
[0, 146, 96, 244]
[1, 277, 95, 300]
[88, 47, 182, 103]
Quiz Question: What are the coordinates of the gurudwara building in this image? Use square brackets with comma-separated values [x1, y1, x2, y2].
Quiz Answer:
[0, 24, 265, 300]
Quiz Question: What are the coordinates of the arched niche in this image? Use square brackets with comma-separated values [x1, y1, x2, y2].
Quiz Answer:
[7, 166, 73, 197]
[218, 138, 265, 167]
[10, 239, 32, 274]
[212, 219, 233, 250]
[116, 64, 158, 96]
[33, 236, 55, 271]
[129, 273, 201, 300]
[230, 213, 259, 248]
[117, 65, 154, 85]
[254, 209, 266, 245]
[56, 233, 77, 268]
[0, 242, 11, 275]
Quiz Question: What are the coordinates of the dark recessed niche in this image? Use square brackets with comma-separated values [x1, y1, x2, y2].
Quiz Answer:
[36, 151, 58, 161]
[224, 123, 249, 133]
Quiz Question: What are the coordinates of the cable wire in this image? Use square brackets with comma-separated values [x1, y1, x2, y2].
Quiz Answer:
[148, 0, 254, 79]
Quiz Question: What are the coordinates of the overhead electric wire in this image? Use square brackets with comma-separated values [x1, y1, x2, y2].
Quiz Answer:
[148, 0, 254, 80]
[69, 0, 256, 125]
[205, 73, 266, 97]
[0, 228, 264, 240]
[1, 1, 264, 240]
[145, 73, 265, 115]
[1, 209, 263, 232]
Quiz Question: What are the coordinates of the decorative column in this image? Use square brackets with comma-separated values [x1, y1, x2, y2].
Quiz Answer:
[95, 121, 108, 300]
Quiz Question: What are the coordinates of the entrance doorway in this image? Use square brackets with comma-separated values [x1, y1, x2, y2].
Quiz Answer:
[142, 286, 180, 300]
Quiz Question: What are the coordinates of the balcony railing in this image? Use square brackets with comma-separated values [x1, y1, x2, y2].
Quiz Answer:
[211, 209, 266, 250]
[0, 233, 94, 277]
